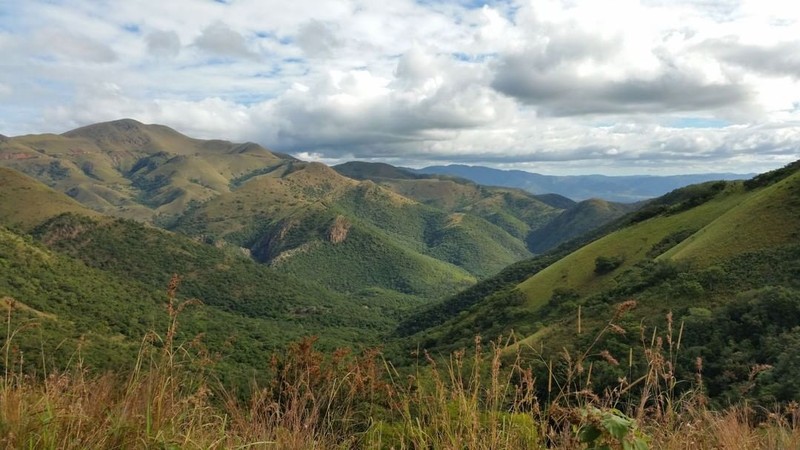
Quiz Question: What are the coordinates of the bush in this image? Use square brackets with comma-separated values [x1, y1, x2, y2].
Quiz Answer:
[595, 255, 624, 275]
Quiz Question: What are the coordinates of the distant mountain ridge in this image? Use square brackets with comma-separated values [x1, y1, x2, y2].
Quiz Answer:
[414, 164, 754, 202]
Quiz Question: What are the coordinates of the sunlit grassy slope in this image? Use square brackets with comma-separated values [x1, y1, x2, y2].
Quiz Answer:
[0, 167, 99, 230]
[400, 163, 800, 355]
[665, 170, 800, 263]
[517, 183, 748, 310]
[0, 119, 287, 220]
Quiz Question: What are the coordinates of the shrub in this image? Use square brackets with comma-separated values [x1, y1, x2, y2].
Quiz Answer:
[595, 255, 624, 275]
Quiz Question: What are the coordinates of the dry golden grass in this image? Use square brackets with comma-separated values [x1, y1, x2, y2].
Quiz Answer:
[2, 286, 798, 449]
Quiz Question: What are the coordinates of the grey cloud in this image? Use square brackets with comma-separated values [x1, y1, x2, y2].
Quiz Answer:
[524, 28, 621, 70]
[146, 30, 181, 58]
[194, 22, 257, 59]
[242, 45, 513, 157]
[699, 38, 800, 79]
[38, 31, 117, 63]
[256, 65, 513, 157]
[492, 53, 750, 116]
[296, 20, 341, 58]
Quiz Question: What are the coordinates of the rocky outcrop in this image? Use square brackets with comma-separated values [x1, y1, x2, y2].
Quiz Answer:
[327, 215, 350, 244]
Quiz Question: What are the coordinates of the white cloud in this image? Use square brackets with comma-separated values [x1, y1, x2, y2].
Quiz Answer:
[34, 29, 118, 63]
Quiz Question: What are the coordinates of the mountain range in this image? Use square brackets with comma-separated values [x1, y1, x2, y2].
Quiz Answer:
[396, 160, 800, 403]
[0, 119, 638, 302]
[2, 118, 799, 404]
[414, 164, 754, 202]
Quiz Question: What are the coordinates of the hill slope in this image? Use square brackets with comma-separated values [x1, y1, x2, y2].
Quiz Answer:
[334, 161, 626, 254]
[0, 119, 288, 221]
[397, 162, 800, 402]
[172, 161, 539, 299]
[526, 198, 637, 253]
[0, 167, 99, 230]
[0, 171, 429, 385]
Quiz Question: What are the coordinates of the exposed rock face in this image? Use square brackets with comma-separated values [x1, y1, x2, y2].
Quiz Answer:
[327, 215, 350, 244]
[250, 218, 299, 262]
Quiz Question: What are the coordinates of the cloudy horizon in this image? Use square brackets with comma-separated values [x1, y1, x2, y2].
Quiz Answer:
[1, 0, 799, 175]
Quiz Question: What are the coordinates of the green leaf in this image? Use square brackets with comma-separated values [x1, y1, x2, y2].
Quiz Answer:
[601, 413, 631, 440]
[578, 424, 602, 443]
[623, 438, 650, 450]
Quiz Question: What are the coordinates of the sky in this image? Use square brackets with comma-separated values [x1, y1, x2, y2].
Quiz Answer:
[1, 0, 799, 175]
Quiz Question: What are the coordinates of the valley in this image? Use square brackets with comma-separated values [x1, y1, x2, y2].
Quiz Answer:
[2, 120, 799, 448]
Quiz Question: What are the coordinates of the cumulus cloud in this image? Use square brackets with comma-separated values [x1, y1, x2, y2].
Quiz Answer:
[193, 22, 258, 59]
[699, 38, 800, 79]
[35, 30, 117, 63]
[146, 30, 181, 59]
[296, 20, 342, 58]
[1, 0, 799, 174]
[245, 46, 516, 157]
[492, 61, 751, 115]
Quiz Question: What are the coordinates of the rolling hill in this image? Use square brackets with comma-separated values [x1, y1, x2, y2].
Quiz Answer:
[397, 161, 800, 402]
[334, 161, 635, 257]
[0, 167, 100, 230]
[0, 118, 289, 221]
[3, 122, 611, 303]
[0, 168, 429, 388]
[170, 160, 533, 299]
[334, 161, 563, 241]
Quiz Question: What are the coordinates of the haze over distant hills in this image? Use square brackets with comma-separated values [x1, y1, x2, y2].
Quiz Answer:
[414, 164, 755, 202]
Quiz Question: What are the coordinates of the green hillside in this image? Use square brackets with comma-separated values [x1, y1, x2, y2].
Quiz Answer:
[1, 123, 636, 305]
[516, 182, 743, 309]
[0, 167, 100, 230]
[335, 161, 564, 243]
[0, 219, 412, 388]
[335, 161, 639, 255]
[173, 161, 536, 299]
[526, 198, 636, 253]
[0, 119, 287, 221]
[399, 162, 800, 403]
[0, 170, 431, 389]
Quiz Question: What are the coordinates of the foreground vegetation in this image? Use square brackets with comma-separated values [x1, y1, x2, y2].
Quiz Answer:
[2, 282, 798, 449]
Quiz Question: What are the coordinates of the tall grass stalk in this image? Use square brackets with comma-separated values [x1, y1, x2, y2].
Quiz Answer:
[2, 290, 798, 449]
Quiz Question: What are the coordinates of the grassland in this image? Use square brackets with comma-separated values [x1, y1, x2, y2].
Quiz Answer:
[0, 168, 100, 230]
[2, 292, 798, 449]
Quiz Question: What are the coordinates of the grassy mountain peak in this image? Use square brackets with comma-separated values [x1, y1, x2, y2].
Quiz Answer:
[1, 119, 288, 221]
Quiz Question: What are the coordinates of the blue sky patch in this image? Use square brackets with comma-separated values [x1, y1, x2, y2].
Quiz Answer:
[670, 117, 731, 129]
